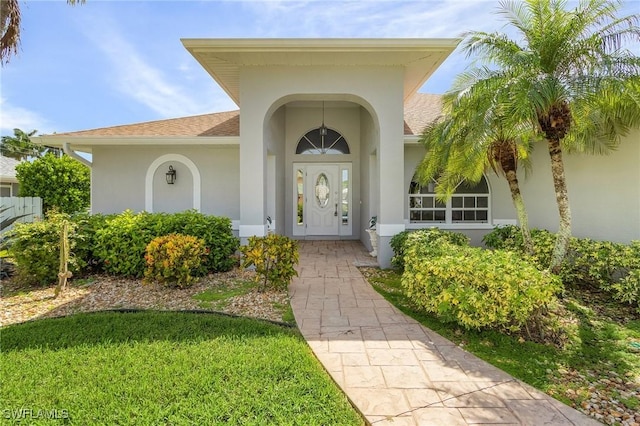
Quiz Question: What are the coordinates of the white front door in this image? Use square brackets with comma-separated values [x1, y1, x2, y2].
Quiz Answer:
[306, 164, 340, 235]
[293, 163, 352, 237]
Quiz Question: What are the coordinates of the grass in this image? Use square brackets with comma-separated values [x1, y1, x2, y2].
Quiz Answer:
[191, 279, 255, 309]
[364, 268, 640, 409]
[1, 311, 363, 426]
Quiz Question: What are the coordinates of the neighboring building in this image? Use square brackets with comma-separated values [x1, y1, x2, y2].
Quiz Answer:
[38, 38, 640, 267]
[0, 156, 20, 197]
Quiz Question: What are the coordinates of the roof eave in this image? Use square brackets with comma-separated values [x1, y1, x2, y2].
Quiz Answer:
[35, 135, 241, 153]
[182, 38, 461, 105]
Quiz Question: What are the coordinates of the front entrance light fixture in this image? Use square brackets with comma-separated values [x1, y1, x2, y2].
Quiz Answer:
[166, 165, 177, 184]
[319, 101, 328, 136]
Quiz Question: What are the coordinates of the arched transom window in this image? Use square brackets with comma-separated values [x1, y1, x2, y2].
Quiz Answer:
[296, 128, 350, 155]
[409, 176, 490, 223]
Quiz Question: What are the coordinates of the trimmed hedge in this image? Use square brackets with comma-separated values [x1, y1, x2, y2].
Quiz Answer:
[402, 235, 561, 331]
[390, 228, 470, 270]
[9, 211, 81, 286]
[8, 210, 239, 282]
[94, 210, 239, 277]
[483, 225, 640, 312]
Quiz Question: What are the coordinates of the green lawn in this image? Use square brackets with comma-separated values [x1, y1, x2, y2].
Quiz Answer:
[364, 268, 640, 411]
[1, 311, 363, 425]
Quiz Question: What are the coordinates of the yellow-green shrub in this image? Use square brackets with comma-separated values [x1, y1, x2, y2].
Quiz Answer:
[8, 211, 81, 286]
[483, 226, 640, 311]
[240, 234, 299, 291]
[390, 228, 470, 270]
[402, 238, 561, 331]
[144, 234, 207, 288]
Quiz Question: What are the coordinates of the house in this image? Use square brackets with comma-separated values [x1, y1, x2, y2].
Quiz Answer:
[38, 39, 640, 268]
[0, 156, 21, 197]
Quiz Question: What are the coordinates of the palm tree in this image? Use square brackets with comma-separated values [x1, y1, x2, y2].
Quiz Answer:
[1, 0, 84, 65]
[458, 0, 640, 272]
[417, 81, 537, 255]
[1, 128, 41, 160]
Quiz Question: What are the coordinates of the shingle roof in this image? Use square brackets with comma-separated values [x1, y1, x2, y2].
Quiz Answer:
[54, 110, 240, 138]
[0, 156, 20, 179]
[403, 93, 442, 136]
[52, 93, 441, 138]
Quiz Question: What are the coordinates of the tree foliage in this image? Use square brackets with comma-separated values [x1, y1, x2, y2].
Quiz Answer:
[454, 0, 640, 271]
[1, 0, 84, 65]
[417, 78, 538, 254]
[16, 154, 90, 214]
[1, 128, 63, 160]
[1, 128, 42, 160]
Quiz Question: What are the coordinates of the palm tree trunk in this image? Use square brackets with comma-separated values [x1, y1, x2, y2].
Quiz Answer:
[547, 137, 572, 273]
[505, 170, 533, 255]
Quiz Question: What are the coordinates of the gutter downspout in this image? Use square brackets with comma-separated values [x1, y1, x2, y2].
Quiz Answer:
[63, 142, 92, 168]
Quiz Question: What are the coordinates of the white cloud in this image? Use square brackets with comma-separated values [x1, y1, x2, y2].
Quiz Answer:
[0, 98, 53, 135]
[78, 15, 225, 118]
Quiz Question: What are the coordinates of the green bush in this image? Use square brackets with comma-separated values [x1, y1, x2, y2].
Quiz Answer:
[144, 234, 208, 288]
[93, 210, 158, 277]
[70, 212, 111, 274]
[165, 211, 239, 273]
[93, 210, 239, 277]
[401, 238, 561, 331]
[483, 225, 555, 268]
[240, 234, 299, 291]
[483, 226, 640, 311]
[16, 153, 90, 214]
[390, 228, 470, 270]
[8, 211, 80, 286]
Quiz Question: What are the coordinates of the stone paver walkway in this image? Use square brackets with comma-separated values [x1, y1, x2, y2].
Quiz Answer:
[289, 241, 600, 426]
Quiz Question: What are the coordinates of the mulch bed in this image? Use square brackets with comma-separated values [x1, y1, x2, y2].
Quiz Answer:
[1, 269, 290, 327]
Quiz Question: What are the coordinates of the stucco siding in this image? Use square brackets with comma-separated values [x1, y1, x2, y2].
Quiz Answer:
[92, 146, 240, 219]
[521, 130, 640, 243]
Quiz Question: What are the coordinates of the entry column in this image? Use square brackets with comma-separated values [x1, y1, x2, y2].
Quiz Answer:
[239, 100, 267, 243]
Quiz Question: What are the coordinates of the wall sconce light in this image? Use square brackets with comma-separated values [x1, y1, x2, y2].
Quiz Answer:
[166, 165, 177, 184]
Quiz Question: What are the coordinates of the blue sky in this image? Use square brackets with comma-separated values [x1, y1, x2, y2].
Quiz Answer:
[1, 0, 638, 135]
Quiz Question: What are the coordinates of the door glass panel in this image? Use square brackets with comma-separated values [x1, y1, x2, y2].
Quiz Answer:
[296, 169, 304, 225]
[315, 173, 330, 208]
[341, 169, 349, 225]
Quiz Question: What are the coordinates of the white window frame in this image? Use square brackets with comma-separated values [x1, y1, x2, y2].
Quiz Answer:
[407, 177, 493, 230]
[0, 183, 13, 197]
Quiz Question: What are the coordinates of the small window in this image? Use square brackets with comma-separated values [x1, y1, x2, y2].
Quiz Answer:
[296, 128, 350, 154]
[0, 184, 12, 197]
[409, 176, 490, 224]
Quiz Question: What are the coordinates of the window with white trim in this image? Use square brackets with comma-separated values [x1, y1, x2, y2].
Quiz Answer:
[296, 128, 350, 154]
[409, 176, 490, 224]
[0, 183, 12, 197]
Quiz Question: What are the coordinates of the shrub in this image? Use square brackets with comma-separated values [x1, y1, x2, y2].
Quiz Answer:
[94, 210, 239, 277]
[483, 225, 555, 268]
[70, 212, 111, 274]
[16, 153, 90, 214]
[240, 234, 299, 291]
[390, 228, 470, 270]
[93, 210, 158, 277]
[164, 211, 239, 273]
[402, 238, 561, 331]
[483, 226, 640, 310]
[8, 211, 80, 286]
[144, 234, 208, 288]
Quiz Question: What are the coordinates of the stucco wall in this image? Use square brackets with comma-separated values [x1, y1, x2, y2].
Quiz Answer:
[400, 128, 640, 245]
[92, 145, 240, 219]
[520, 129, 640, 243]
[360, 106, 377, 247]
[239, 65, 401, 241]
